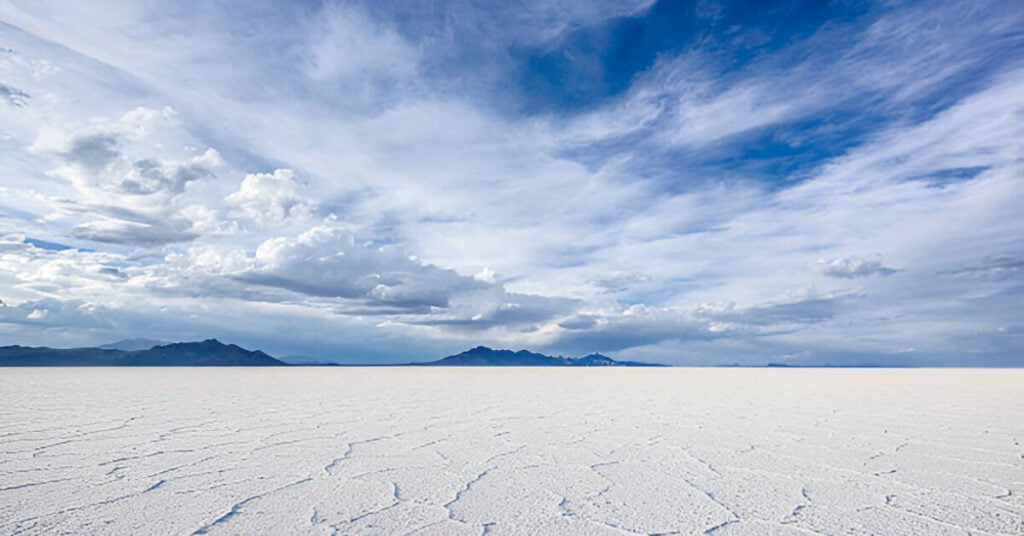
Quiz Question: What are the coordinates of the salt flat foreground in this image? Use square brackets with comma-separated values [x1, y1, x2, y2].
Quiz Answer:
[0, 368, 1021, 536]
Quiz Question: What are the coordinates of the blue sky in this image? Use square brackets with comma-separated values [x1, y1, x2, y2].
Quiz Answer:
[0, 0, 1021, 365]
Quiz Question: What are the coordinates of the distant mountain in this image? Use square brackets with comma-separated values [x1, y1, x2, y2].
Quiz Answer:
[0, 339, 285, 367]
[281, 355, 341, 366]
[573, 353, 660, 367]
[419, 346, 665, 367]
[0, 345, 127, 367]
[121, 340, 284, 366]
[98, 337, 166, 351]
[424, 347, 571, 366]
[0, 341, 662, 367]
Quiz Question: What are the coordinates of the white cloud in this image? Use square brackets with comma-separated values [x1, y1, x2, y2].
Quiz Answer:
[304, 3, 418, 84]
[818, 254, 897, 279]
[0, 297, 113, 329]
[243, 226, 479, 306]
[26, 308, 47, 319]
[40, 108, 221, 193]
[226, 169, 317, 226]
[227, 226, 576, 329]
[29, 107, 227, 246]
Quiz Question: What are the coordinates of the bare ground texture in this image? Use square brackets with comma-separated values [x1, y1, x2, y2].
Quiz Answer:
[0, 368, 1022, 536]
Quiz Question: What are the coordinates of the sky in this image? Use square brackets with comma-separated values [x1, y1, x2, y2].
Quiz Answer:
[0, 0, 1021, 365]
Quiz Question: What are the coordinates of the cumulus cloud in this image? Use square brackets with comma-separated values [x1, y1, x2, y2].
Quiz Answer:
[148, 225, 572, 331]
[238, 226, 483, 306]
[0, 297, 114, 329]
[35, 107, 220, 196]
[818, 255, 898, 279]
[31, 107, 224, 247]
[226, 169, 317, 225]
[0, 234, 129, 301]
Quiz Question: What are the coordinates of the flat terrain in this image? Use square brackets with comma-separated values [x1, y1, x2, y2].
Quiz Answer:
[0, 368, 1021, 535]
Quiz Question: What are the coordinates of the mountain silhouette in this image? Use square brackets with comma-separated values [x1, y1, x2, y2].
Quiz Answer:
[98, 337, 167, 351]
[418, 346, 663, 366]
[0, 339, 284, 367]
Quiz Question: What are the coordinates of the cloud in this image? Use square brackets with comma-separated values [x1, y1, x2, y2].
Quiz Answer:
[818, 255, 898, 279]
[238, 226, 484, 306]
[0, 297, 114, 329]
[304, 3, 419, 85]
[39, 108, 223, 199]
[696, 290, 862, 327]
[0, 82, 31, 106]
[30, 107, 226, 247]
[589, 271, 651, 294]
[547, 304, 722, 354]
[226, 169, 317, 226]
[545, 289, 863, 355]
[940, 255, 1024, 279]
[58, 132, 120, 172]
[70, 217, 199, 247]
[155, 225, 575, 331]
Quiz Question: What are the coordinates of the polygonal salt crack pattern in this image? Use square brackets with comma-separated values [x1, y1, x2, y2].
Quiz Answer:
[0, 368, 1022, 535]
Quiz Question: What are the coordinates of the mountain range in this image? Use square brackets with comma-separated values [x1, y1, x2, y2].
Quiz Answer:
[0, 339, 284, 366]
[0, 340, 663, 367]
[98, 337, 168, 351]
[416, 346, 664, 367]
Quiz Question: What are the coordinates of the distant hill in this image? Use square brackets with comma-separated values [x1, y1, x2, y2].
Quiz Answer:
[281, 354, 341, 366]
[98, 337, 166, 351]
[418, 346, 665, 367]
[0, 339, 285, 367]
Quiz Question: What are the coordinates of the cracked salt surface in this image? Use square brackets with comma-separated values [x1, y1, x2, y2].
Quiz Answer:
[1, 368, 1022, 535]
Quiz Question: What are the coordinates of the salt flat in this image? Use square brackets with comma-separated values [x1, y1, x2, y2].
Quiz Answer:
[0, 368, 1021, 536]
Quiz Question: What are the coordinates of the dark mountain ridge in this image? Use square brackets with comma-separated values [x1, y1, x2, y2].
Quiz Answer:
[0, 341, 664, 367]
[98, 337, 167, 351]
[418, 346, 664, 367]
[0, 339, 284, 367]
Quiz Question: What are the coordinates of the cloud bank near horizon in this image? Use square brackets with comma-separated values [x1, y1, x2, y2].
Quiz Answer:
[0, 0, 1021, 365]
